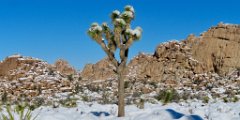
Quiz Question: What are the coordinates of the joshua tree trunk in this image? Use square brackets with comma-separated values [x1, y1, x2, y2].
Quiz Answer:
[117, 59, 127, 117]
[117, 69, 125, 117]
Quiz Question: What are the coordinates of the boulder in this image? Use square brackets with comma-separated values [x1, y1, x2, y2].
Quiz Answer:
[80, 58, 117, 81]
[54, 59, 76, 76]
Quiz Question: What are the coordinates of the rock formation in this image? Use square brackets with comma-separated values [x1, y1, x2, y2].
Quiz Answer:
[80, 58, 116, 81]
[80, 23, 240, 82]
[0, 54, 77, 103]
[0, 54, 43, 80]
[53, 59, 76, 76]
[191, 23, 240, 75]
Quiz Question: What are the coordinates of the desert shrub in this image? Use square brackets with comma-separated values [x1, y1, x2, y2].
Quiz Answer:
[132, 91, 143, 98]
[1, 91, 8, 104]
[73, 82, 82, 94]
[31, 97, 45, 109]
[67, 74, 74, 81]
[81, 94, 90, 102]
[232, 96, 239, 103]
[101, 85, 112, 104]
[86, 84, 100, 92]
[223, 97, 228, 103]
[155, 88, 180, 104]
[202, 96, 209, 103]
[52, 101, 60, 108]
[224, 89, 236, 97]
[59, 97, 77, 108]
[136, 98, 144, 109]
[180, 91, 191, 100]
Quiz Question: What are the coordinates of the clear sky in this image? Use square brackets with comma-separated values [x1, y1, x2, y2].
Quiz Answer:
[0, 0, 239, 70]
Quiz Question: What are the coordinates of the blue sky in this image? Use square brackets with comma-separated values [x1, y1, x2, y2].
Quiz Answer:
[0, 0, 239, 70]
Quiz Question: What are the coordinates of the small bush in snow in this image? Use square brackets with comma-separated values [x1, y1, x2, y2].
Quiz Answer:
[223, 97, 228, 103]
[59, 97, 77, 108]
[136, 98, 144, 109]
[1, 91, 8, 104]
[155, 88, 180, 104]
[81, 94, 90, 102]
[202, 96, 209, 103]
[232, 96, 239, 103]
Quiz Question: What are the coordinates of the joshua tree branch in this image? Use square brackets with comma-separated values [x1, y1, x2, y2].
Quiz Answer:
[96, 37, 119, 68]
[114, 28, 122, 48]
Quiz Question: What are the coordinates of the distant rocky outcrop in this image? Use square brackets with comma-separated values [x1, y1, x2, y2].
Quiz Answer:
[0, 54, 77, 103]
[0, 54, 43, 80]
[80, 58, 116, 81]
[191, 23, 240, 75]
[52, 59, 76, 76]
[80, 23, 240, 83]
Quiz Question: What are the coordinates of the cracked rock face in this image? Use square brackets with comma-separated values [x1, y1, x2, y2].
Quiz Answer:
[191, 23, 240, 75]
[81, 23, 240, 81]
[80, 58, 117, 81]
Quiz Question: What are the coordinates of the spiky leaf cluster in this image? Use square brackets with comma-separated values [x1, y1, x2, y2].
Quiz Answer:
[87, 23, 103, 41]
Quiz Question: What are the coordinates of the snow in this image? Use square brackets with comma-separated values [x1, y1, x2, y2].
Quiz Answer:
[95, 26, 103, 32]
[112, 10, 120, 16]
[91, 23, 99, 27]
[89, 23, 102, 32]
[121, 11, 134, 18]
[18, 77, 28, 81]
[8, 54, 22, 58]
[114, 18, 126, 26]
[211, 87, 226, 94]
[133, 27, 142, 38]
[25, 101, 240, 120]
[125, 5, 134, 13]
[126, 29, 134, 35]
[125, 27, 142, 38]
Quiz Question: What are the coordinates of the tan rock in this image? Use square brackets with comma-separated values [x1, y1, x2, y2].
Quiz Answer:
[54, 59, 76, 76]
[60, 87, 72, 92]
[191, 23, 240, 75]
[80, 58, 117, 81]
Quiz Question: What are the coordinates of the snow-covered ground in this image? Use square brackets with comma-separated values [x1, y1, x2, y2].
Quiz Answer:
[28, 100, 240, 120]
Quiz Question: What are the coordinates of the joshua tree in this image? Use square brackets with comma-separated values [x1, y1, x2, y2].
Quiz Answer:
[87, 5, 142, 117]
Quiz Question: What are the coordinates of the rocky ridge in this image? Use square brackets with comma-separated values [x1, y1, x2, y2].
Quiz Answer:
[0, 54, 78, 104]
[81, 23, 240, 83]
[79, 23, 240, 103]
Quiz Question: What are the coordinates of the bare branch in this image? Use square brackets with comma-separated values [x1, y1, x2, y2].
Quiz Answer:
[96, 37, 119, 68]
[114, 27, 122, 48]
